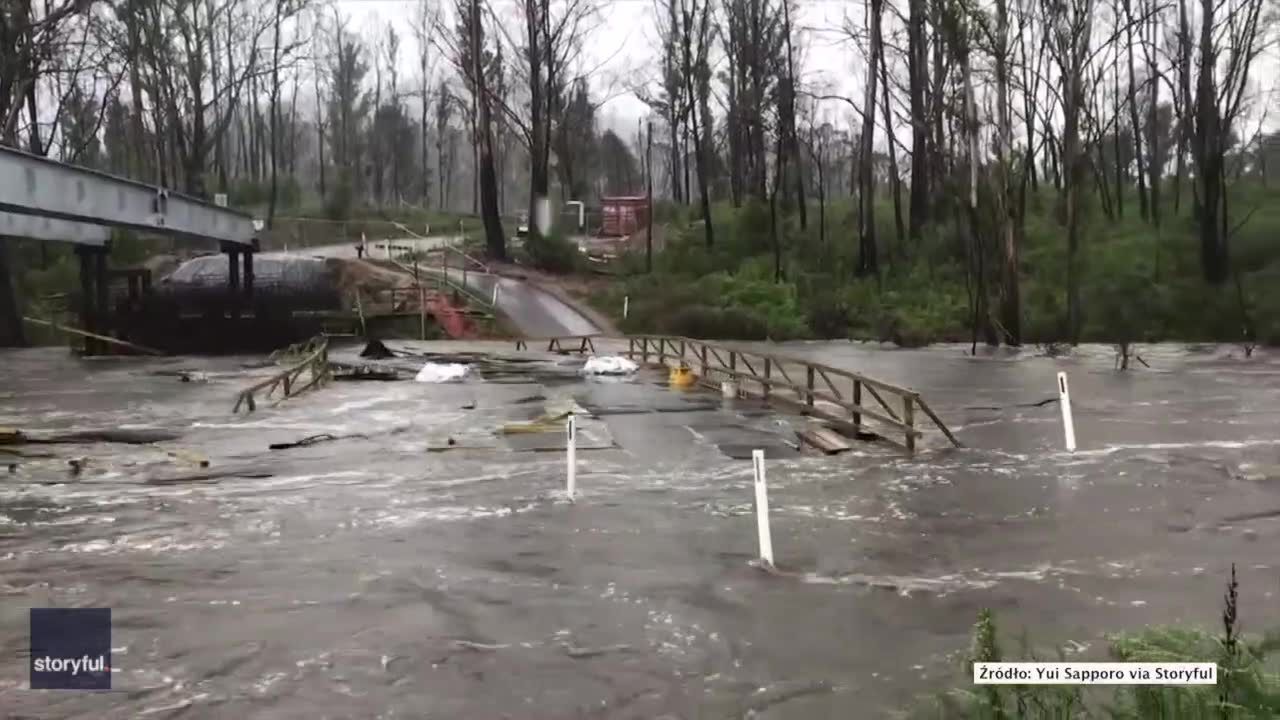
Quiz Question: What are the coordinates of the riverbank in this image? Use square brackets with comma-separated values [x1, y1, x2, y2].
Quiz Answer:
[557, 191, 1280, 350]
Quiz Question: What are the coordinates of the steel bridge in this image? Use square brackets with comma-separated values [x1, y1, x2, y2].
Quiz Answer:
[0, 145, 260, 352]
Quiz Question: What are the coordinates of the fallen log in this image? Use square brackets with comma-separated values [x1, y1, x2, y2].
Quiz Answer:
[963, 397, 1058, 411]
[23, 317, 165, 356]
[359, 339, 396, 359]
[331, 366, 401, 381]
[269, 433, 347, 450]
[1, 428, 183, 445]
[144, 469, 273, 485]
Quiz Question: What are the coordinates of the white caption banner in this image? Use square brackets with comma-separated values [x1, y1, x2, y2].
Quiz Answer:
[974, 662, 1216, 685]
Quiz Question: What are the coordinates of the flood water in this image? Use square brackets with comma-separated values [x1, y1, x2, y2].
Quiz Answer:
[2, 340, 1278, 718]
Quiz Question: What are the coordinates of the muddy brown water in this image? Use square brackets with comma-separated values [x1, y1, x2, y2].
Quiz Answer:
[1, 341, 1278, 718]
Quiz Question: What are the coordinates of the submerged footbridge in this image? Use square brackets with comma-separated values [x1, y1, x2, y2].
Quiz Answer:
[0, 145, 259, 352]
[525, 333, 960, 454]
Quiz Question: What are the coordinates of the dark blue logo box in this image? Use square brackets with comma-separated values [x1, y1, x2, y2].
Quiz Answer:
[29, 608, 111, 690]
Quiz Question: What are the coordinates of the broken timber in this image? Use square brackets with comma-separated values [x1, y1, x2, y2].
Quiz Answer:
[515, 334, 961, 456]
[233, 336, 331, 413]
[798, 427, 853, 455]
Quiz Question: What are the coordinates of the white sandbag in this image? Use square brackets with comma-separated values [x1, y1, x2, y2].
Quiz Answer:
[414, 362, 471, 383]
[580, 355, 638, 376]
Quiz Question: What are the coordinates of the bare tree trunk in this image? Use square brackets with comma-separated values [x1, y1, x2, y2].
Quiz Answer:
[1193, 0, 1225, 283]
[1122, 0, 1148, 220]
[995, 0, 1021, 345]
[469, 0, 506, 258]
[1144, 0, 1161, 227]
[646, 120, 654, 272]
[770, 132, 786, 282]
[906, 0, 929, 238]
[682, 0, 715, 248]
[1111, 55, 1124, 219]
[857, 0, 883, 277]
[267, 1, 283, 229]
[1174, 0, 1191, 215]
[880, 44, 905, 261]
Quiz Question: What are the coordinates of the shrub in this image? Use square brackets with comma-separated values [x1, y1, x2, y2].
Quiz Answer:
[913, 568, 1280, 719]
[523, 232, 581, 274]
[658, 304, 770, 340]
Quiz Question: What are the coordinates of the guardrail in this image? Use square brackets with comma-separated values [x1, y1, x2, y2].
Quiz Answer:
[517, 333, 960, 455]
[233, 336, 331, 413]
[380, 241, 496, 312]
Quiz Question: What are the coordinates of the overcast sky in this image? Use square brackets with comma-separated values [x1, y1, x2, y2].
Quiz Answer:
[332, 0, 1280, 149]
[334, 0, 868, 138]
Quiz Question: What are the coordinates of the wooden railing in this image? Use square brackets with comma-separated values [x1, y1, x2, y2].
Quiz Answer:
[519, 333, 960, 455]
[233, 336, 331, 413]
[383, 244, 497, 313]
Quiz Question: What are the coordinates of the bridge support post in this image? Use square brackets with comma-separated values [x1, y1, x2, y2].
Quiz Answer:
[904, 396, 916, 454]
[852, 380, 862, 430]
[242, 243, 255, 306]
[222, 241, 241, 319]
[74, 244, 110, 355]
[75, 246, 94, 354]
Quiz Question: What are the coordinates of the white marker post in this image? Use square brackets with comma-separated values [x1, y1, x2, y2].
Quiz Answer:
[751, 449, 774, 567]
[491, 283, 500, 306]
[566, 414, 577, 500]
[623, 296, 629, 319]
[1057, 371, 1077, 452]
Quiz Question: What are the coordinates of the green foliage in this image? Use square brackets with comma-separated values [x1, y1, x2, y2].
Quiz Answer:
[911, 571, 1280, 719]
[605, 269, 807, 341]
[598, 182, 1280, 346]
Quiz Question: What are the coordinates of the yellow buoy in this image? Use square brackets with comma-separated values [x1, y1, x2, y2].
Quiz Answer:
[668, 365, 696, 388]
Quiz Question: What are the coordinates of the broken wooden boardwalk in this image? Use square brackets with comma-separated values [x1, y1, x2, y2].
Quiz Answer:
[233, 336, 331, 413]
[519, 334, 960, 455]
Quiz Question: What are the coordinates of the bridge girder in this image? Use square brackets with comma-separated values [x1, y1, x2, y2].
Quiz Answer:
[0, 211, 111, 246]
[0, 145, 256, 246]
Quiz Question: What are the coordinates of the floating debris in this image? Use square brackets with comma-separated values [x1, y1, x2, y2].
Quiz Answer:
[359, 338, 396, 359]
[580, 356, 638, 376]
[414, 363, 471, 383]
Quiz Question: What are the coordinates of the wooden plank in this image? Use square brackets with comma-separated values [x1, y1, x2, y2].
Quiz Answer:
[816, 367, 844, 401]
[863, 383, 902, 421]
[763, 394, 912, 455]
[916, 396, 962, 448]
[773, 360, 796, 386]
[904, 396, 916, 455]
[798, 427, 852, 455]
